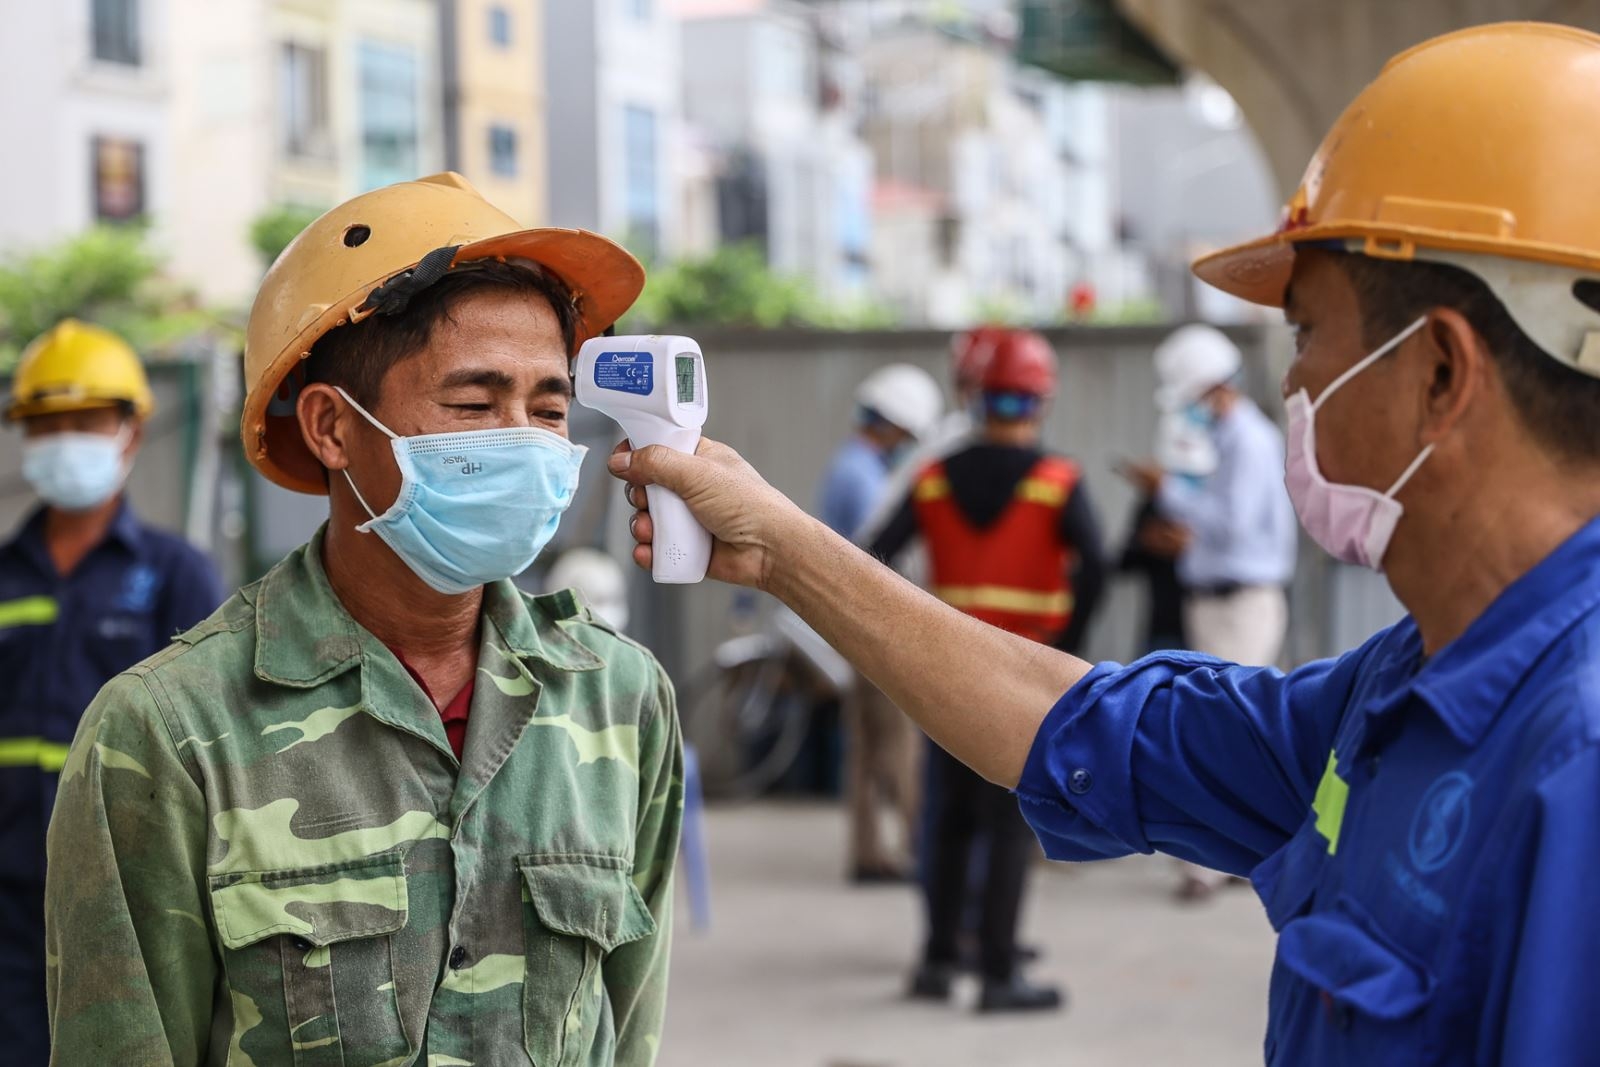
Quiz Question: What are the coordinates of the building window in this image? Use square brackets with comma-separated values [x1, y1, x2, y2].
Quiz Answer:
[489, 124, 518, 177]
[92, 0, 141, 66]
[280, 43, 332, 159]
[623, 105, 659, 255]
[91, 136, 145, 222]
[488, 5, 512, 46]
[626, 0, 651, 21]
[359, 41, 421, 190]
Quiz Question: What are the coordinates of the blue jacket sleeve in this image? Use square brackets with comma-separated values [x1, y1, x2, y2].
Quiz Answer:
[1487, 742, 1600, 1062]
[1014, 632, 1387, 876]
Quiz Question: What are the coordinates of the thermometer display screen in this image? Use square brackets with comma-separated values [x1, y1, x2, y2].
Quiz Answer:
[676, 355, 697, 404]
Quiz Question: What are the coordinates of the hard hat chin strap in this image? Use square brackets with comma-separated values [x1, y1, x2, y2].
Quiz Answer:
[356, 244, 463, 319]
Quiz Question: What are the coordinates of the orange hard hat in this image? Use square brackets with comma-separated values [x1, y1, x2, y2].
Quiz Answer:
[981, 331, 1058, 397]
[950, 324, 1009, 391]
[1195, 23, 1600, 310]
[242, 172, 645, 494]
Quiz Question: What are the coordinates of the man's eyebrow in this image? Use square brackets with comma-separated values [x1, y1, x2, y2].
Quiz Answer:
[437, 368, 517, 391]
[535, 374, 574, 399]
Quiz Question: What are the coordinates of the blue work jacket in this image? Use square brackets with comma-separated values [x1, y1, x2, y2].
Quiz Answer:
[0, 502, 222, 886]
[1017, 515, 1600, 1065]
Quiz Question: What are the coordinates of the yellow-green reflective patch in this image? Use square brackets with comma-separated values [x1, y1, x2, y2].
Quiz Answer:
[0, 738, 71, 772]
[1312, 751, 1349, 855]
[0, 596, 58, 629]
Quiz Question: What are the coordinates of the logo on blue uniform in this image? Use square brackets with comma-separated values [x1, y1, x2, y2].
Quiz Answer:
[1408, 771, 1473, 873]
[116, 565, 159, 614]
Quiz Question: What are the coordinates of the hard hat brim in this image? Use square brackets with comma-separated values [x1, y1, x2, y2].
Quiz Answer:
[243, 227, 645, 496]
[6, 393, 149, 422]
[1194, 223, 1600, 309]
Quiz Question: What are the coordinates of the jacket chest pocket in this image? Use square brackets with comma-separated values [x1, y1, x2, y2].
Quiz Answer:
[519, 854, 657, 1067]
[209, 852, 412, 1067]
[1269, 893, 1437, 1067]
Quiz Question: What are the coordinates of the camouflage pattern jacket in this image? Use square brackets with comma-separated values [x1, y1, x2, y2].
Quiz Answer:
[45, 531, 682, 1067]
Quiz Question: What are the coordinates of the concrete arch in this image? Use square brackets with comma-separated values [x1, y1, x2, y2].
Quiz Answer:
[1117, 0, 1600, 194]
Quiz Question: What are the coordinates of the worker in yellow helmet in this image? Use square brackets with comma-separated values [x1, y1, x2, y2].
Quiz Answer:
[613, 22, 1600, 1060]
[0, 320, 221, 1066]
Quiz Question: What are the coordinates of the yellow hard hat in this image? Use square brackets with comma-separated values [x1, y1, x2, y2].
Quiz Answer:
[242, 171, 646, 494]
[1195, 23, 1600, 308]
[6, 319, 154, 422]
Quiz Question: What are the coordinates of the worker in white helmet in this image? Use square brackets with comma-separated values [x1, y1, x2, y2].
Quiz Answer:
[817, 362, 944, 885]
[1120, 323, 1299, 900]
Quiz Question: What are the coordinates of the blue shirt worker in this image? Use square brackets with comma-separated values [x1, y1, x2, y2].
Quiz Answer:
[818, 363, 943, 883]
[1127, 324, 1297, 666]
[817, 363, 944, 540]
[610, 23, 1600, 1063]
[0, 321, 222, 1065]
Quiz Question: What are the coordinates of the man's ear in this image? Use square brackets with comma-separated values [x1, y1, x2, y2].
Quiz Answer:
[298, 383, 353, 472]
[1417, 307, 1487, 445]
[122, 418, 146, 459]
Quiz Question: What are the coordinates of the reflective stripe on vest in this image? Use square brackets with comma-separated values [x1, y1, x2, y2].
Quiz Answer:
[933, 584, 1075, 618]
[913, 455, 1080, 642]
[0, 738, 71, 772]
[0, 596, 59, 629]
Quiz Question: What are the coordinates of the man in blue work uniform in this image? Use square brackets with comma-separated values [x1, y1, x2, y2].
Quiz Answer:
[0, 320, 222, 1064]
[612, 22, 1600, 1062]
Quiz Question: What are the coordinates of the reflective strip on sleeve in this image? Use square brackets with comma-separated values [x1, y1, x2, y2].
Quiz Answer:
[0, 596, 59, 629]
[0, 738, 72, 773]
[932, 584, 1073, 618]
[1016, 477, 1068, 508]
[1312, 750, 1349, 855]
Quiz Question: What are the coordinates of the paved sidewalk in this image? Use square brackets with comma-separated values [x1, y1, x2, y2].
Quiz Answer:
[660, 802, 1274, 1067]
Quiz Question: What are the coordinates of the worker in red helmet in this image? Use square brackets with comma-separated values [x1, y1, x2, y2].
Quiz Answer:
[869, 329, 1106, 1013]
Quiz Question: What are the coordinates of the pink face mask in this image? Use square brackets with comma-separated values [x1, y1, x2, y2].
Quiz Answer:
[1284, 316, 1431, 571]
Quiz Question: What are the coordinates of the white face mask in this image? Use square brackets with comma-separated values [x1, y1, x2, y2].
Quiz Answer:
[1283, 316, 1431, 571]
[22, 427, 131, 511]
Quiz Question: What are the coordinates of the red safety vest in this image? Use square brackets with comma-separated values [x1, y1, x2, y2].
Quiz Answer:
[913, 455, 1079, 645]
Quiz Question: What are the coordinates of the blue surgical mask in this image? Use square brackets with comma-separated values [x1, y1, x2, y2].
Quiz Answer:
[336, 387, 586, 595]
[22, 429, 131, 511]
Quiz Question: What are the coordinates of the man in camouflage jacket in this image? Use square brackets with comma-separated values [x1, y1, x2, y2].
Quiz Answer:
[44, 175, 681, 1066]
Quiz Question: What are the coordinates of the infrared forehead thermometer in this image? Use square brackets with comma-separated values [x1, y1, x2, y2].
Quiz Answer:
[575, 335, 712, 584]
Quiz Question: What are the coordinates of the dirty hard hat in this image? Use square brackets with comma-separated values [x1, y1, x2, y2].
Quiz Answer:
[242, 172, 646, 494]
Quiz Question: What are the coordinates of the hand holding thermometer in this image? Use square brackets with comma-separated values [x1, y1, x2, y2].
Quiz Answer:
[575, 335, 712, 583]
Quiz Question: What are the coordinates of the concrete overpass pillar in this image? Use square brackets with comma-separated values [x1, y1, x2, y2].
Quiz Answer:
[1116, 0, 1600, 195]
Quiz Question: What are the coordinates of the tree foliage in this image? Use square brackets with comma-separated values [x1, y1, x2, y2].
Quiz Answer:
[0, 226, 214, 371]
[622, 243, 897, 332]
[249, 204, 324, 269]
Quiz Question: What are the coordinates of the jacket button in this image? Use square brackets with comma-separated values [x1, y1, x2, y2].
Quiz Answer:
[449, 945, 468, 970]
[290, 937, 313, 952]
[1069, 768, 1093, 795]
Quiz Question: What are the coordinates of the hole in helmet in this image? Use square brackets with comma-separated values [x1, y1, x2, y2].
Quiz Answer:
[1572, 279, 1600, 315]
[343, 224, 372, 248]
